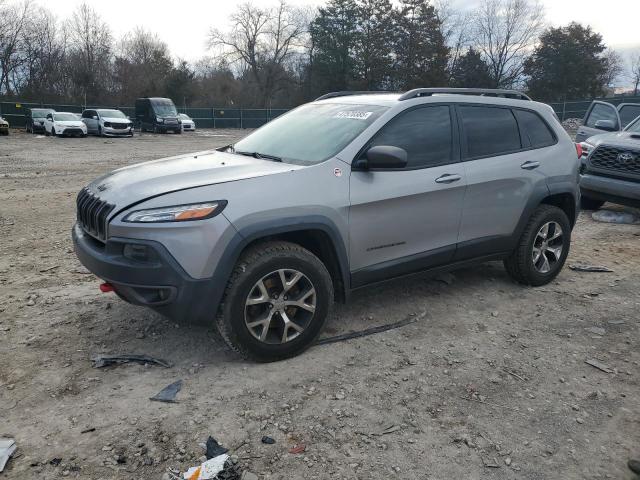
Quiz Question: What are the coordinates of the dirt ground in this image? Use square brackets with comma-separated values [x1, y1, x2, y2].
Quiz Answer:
[1, 128, 639, 480]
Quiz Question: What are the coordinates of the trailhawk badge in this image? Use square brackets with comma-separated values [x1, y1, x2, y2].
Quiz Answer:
[334, 168, 342, 177]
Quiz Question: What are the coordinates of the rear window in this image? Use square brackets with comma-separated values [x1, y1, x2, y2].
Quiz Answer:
[619, 105, 640, 128]
[514, 109, 555, 148]
[460, 106, 521, 158]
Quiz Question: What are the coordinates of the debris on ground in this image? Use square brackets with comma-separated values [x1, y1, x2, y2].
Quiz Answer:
[569, 264, 613, 273]
[288, 444, 306, 454]
[205, 436, 229, 459]
[150, 380, 183, 403]
[182, 454, 242, 480]
[316, 312, 424, 346]
[240, 472, 259, 480]
[183, 454, 229, 479]
[585, 326, 606, 336]
[260, 436, 275, 445]
[90, 354, 172, 368]
[434, 272, 456, 285]
[80, 427, 95, 434]
[585, 359, 614, 373]
[592, 210, 638, 225]
[0, 438, 16, 472]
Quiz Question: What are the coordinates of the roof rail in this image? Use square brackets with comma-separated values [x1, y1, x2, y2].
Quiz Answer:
[398, 88, 531, 101]
[315, 91, 397, 101]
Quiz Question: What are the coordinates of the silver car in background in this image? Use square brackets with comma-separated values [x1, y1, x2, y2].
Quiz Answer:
[179, 113, 196, 132]
[81, 108, 134, 137]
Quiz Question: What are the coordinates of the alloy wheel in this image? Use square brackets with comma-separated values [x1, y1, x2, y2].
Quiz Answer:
[244, 269, 316, 345]
[532, 221, 564, 273]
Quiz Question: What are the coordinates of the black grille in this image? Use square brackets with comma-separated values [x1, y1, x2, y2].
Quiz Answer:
[589, 145, 640, 175]
[111, 123, 129, 129]
[76, 188, 115, 242]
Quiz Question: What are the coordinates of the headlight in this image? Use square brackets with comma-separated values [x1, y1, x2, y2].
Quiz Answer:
[123, 201, 227, 223]
[579, 141, 593, 157]
[156, 117, 164, 123]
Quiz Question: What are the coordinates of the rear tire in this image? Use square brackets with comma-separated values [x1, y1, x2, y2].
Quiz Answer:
[581, 196, 604, 210]
[504, 205, 571, 286]
[216, 241, 333, 362]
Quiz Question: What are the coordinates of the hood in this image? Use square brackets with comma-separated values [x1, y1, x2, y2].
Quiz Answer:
[86, 150, 302, 208]
[55, 120, 85, 127]
[102, 116, 131, 124]
[586, 131, 640, 149]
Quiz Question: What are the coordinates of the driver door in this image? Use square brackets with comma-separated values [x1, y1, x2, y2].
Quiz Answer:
[349, 105, 466, 287]
[575, 101, 621, 142]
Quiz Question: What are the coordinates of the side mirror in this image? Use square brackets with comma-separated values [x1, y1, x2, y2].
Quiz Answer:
[360, 145, 408, 169]
[594, 119, 617, 132]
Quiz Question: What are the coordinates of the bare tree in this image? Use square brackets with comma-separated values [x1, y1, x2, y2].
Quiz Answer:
[471, 0, 545, 88]
[0, 0, 31, 95]
[65, 2, 113, 103]
[435, 0, 473, 83]
[631, 53, 640, 95]
[208, 1, 307, 106]
[601, 48, 624, 89]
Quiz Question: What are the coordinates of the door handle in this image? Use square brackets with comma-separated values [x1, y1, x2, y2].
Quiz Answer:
[521, 160, 540, 170]
[435, 174, 462, 184]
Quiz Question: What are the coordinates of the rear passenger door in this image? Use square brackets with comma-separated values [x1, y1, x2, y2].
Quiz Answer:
[349, 105, 466, 286]
[455, 104, 554, 260]
[575, 101, 621, 142]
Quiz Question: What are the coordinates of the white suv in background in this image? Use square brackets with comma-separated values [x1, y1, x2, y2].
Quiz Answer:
[179, 113, 196, 132]
[81, 109, 134, 137]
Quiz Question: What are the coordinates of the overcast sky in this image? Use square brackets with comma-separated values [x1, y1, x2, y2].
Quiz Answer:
[42, 0, 639, 62]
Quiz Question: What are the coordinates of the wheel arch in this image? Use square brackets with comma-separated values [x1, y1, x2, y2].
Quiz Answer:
[221, 218, 350, 303]
[540, 192, 577, 227]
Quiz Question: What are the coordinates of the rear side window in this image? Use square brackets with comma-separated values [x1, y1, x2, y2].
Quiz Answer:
[514, 109, 555, 148]
[366, 106, 453, 168]
[585, 103, 618, 128]
[619, 105, 640, 128]
[459, 106, 521, 158]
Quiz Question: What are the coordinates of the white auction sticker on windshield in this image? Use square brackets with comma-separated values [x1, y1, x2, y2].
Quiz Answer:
[335, 111, 373, 120]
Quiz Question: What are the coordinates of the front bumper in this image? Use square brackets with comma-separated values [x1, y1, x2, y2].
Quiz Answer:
[72, 223, 222, 324]
[580, 173, 640, 208]
[57, 127, 86, 136]
[104, 126, 133, 136]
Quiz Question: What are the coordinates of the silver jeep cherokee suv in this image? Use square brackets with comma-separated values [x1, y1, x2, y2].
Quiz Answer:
[73, 88, 580, 362]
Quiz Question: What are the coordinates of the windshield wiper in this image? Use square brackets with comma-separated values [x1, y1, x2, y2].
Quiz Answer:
[235, 150, 282, 162]
[216, 144, 235, 153]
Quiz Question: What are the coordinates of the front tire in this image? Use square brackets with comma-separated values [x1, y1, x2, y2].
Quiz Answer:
[581, 196, 604, 210]
[216, 241, 333, 362]
[504, 205, 571, 286]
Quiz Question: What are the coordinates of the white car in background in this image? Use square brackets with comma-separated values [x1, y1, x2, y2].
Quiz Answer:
[81, 108, 134, 137]
[179, 113, 196, 132]
[44, 112, 87, 137]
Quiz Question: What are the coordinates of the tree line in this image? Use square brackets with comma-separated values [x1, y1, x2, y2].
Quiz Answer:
[0, 0, 638, 109]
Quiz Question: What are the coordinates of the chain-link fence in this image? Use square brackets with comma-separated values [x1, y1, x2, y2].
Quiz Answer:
[548, 94, 640, 122]
[3, 94, 640, 128]
[0, 101, 289, 129]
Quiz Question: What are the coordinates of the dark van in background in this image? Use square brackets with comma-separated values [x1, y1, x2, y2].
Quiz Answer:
[134, 97, 182, 134]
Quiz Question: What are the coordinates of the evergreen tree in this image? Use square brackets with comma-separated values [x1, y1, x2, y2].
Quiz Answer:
[450, 47, 492, 88]
[524, 23, 608, 101]
[392, 0, 449, 90]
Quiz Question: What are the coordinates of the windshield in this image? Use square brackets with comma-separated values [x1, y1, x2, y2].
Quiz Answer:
[152, 100, 177, 116]
[98, 109, 126, 119]
[54, 113, 78, 121]
[179, 113, 191, 119]
[233, 103, 388, 165]
[625, 115, 640, 133]
[32, 109, 53, 119]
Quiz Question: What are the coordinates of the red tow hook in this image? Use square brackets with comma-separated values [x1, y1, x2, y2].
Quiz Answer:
[99, 282, 115, 293]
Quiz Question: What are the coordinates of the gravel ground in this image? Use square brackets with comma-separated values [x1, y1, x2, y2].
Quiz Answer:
[1, 129, 639, 480]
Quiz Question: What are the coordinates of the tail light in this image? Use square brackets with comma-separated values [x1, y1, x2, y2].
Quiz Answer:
[575, 143, 583, 158]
